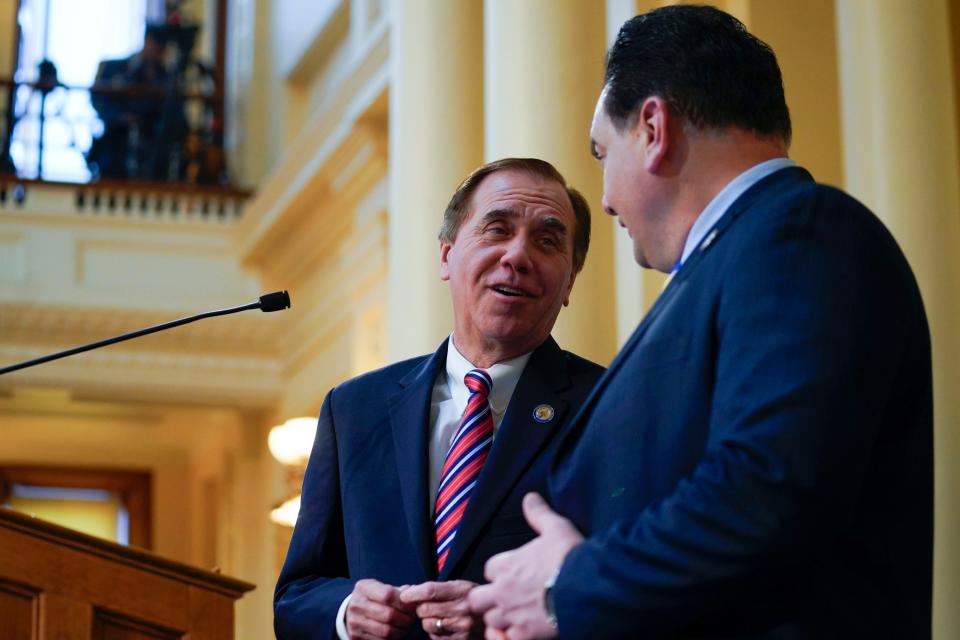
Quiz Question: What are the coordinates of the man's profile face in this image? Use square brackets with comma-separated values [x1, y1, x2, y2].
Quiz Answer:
[440, 170, 578, 358]
[590, 89, 670, 270]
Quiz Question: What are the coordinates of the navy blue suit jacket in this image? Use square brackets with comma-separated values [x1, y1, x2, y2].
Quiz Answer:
[549, 167, 932, 639]
[275, 336, 604, 639]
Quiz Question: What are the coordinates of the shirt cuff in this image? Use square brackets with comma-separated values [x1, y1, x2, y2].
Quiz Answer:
[336, 594, 352, 640]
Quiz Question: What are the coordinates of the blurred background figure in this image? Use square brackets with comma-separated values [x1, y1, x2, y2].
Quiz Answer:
[87, 23, 170, 180]
[1, 0, 223, 184]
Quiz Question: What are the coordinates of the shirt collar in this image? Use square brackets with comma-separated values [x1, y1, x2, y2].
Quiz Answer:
[678, 157, 796, 269]
[446, 336, 532, 415]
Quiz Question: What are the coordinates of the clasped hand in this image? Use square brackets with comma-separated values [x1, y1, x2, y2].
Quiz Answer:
[468, 493, 584, 640]
[347, 493, 582, 640]
[346, 579, 482, 639]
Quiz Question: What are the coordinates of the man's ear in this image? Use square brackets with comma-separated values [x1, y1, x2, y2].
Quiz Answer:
[439, 241, 452, 281]
[635, 96, 671, 173]
[562, 270, 577, 307]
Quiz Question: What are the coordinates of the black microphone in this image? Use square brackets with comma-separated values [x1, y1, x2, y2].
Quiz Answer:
[258, 290, 291, 312]
[0, 291, 292, 376]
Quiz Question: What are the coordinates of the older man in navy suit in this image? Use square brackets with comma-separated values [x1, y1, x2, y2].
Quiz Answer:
[471, 6, 932, 639]
[274, 158, 604, 640]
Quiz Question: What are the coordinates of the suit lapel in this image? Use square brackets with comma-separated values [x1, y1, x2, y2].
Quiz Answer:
[387, 340, 448, 580]
[438, 338, 570, 579]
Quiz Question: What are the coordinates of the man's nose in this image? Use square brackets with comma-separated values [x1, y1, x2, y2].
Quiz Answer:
[500, 236, 533, 273]
[602, 195, 617, 217]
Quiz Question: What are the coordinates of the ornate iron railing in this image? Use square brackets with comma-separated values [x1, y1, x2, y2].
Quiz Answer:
[0, 75, 230, 188]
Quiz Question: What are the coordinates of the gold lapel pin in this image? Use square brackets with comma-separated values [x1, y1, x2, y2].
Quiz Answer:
[533, 404, 555, 424]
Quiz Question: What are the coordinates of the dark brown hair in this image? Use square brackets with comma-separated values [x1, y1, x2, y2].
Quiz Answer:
[439, 158, 591, 273]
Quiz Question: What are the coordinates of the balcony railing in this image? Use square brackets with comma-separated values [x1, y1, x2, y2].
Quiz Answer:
[0, 175, 249, 226]
[0, 74, 233, 189]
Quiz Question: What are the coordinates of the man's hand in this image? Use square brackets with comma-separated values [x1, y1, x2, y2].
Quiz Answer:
[345, 579, 417, 639]
[468, 493, 584, 640]
[401, 580, 483, 639]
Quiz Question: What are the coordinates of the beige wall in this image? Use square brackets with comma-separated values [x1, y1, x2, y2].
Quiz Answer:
[748, 0, 843, 188]
[0, 0, 15, 76]
[0, 397, 279, 640]
[0, 397, 248, 566]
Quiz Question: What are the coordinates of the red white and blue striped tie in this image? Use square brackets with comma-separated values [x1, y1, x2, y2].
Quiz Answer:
[434, 368, 494, 572]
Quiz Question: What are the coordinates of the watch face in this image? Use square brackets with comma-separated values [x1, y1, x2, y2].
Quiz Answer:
[545, 591, 559, 629]
[544, 569, 560, 628]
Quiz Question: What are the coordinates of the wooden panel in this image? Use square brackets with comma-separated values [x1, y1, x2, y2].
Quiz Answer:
[0, 524, 196, 629]
[40, 593, 92, 640]
[92, 609, 184, 640]
[0, 578, 38, 640]
[187, 586, 233, 640]
[0, 509, 253, 640]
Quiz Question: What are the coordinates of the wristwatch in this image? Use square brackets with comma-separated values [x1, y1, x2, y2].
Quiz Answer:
[543, 568, 560, 629]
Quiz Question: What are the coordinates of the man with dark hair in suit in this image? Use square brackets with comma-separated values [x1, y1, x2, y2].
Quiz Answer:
[88, 24, 169, 179]
[275, 158, 605, 639]
[471, 6, 932, 639]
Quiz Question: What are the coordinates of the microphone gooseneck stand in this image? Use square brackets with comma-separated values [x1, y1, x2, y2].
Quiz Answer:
[0, 291, 291, 376]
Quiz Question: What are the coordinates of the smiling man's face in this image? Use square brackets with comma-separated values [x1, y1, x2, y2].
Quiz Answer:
[440, 169, 578, 364]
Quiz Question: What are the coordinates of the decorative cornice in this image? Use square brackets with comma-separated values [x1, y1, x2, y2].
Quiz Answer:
[235, 23, 389, 272]
[0, 343, 283, 407]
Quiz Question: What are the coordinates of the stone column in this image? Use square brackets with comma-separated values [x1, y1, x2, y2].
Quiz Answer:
[607, 0, 646, 345]
[387, 0, 484, 360]
[836, 2, 960, 637]
[484, 0, 617, 364]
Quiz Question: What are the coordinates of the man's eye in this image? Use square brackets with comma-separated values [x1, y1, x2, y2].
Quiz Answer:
[539, 236, 559, 248]
[486, 226, 509, 235]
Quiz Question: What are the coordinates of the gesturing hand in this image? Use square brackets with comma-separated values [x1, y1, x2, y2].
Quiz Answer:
[468, 493, 584, 640]
[401, 580, 483, 639]
[345, 579, 417, 639]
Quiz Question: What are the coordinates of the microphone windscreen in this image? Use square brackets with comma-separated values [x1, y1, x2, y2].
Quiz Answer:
[259, 290, 291, 312]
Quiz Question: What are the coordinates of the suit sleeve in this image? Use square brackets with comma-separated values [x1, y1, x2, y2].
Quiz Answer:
[553, 190, 918, 636]
[274, 388, 356, 639]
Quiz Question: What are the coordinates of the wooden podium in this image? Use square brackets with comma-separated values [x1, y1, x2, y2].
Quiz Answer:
[0, 508, 255, 639]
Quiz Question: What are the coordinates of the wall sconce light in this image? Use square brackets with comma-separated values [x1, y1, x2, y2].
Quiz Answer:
[268, 417, 317, 466]
[268, 416, 316, 528]
[270, 494, 301, 528]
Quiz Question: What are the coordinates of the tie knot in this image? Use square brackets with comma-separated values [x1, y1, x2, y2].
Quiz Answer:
[464, 369, 492, 397]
